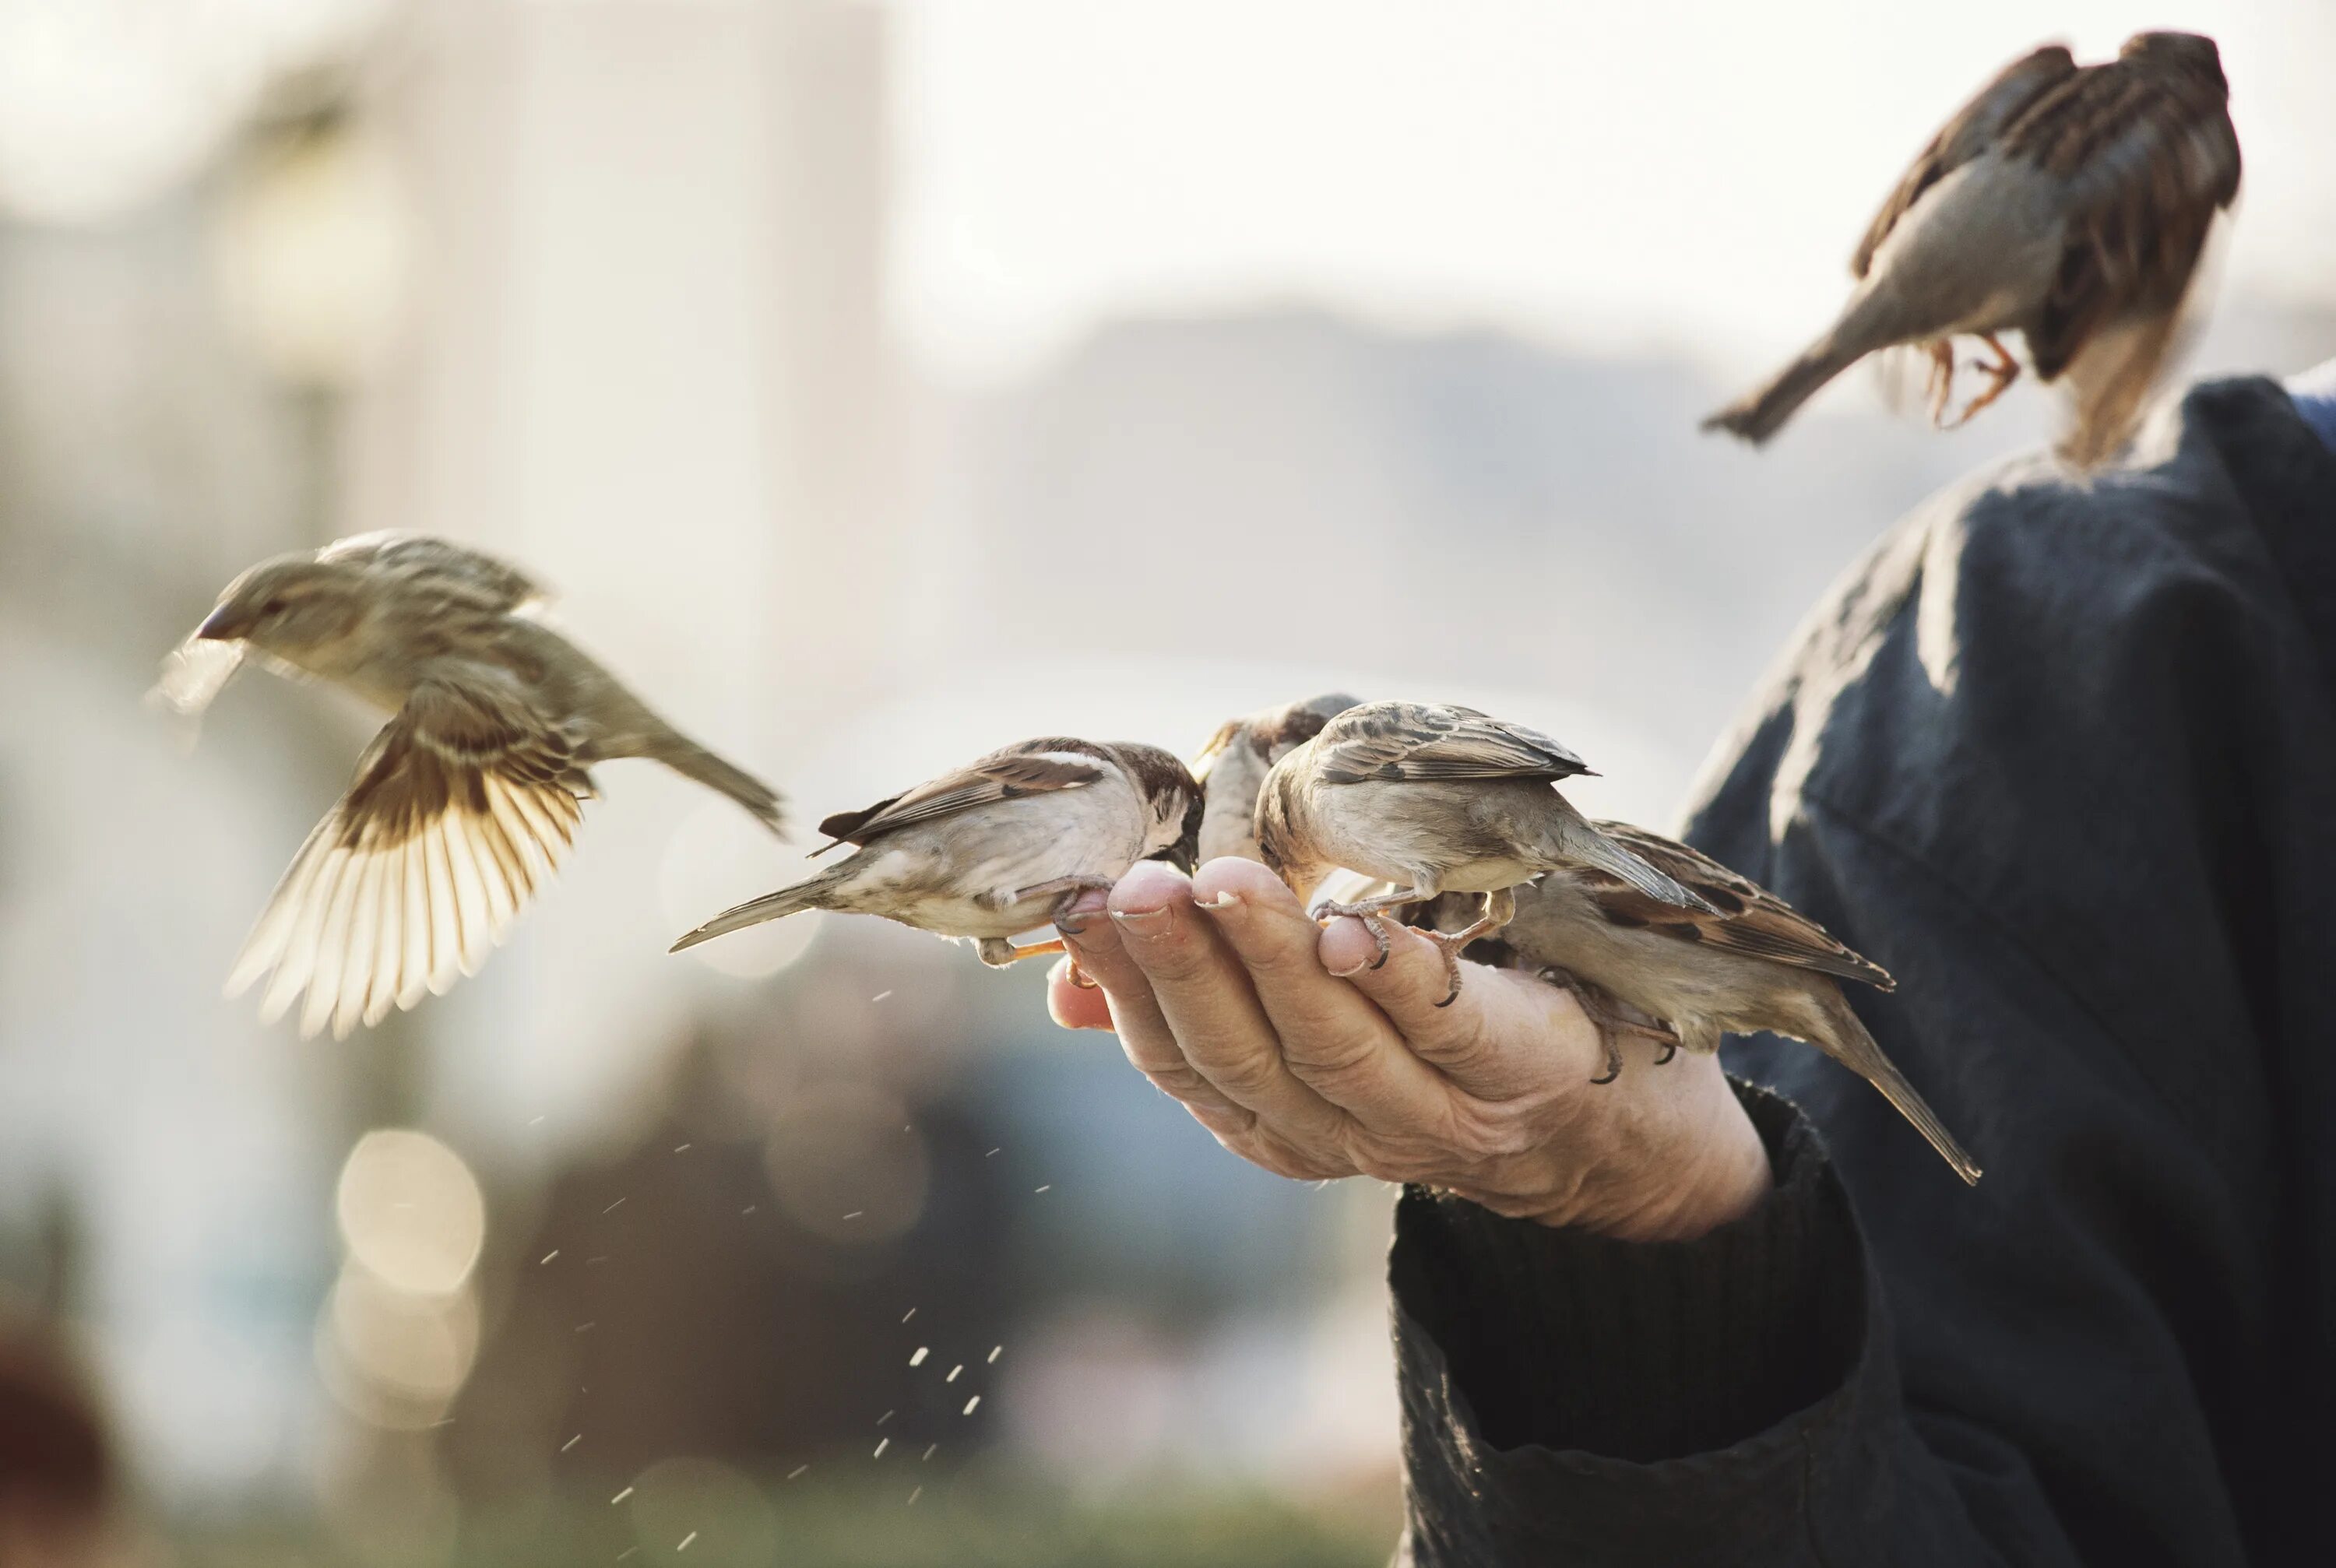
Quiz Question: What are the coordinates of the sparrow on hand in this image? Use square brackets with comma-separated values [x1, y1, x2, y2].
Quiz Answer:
[670, 738, 1200, 971]
[1253, 701, 1712, 1006]
[1703, 31, 2239, 464]
[1191, 692, 1361, 864]
[164, 532, 786, 1039]
[1417, 824, 1981, 1185]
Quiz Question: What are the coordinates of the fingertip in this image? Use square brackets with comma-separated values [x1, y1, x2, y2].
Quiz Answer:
[1110, 858, 1194, 916]
[1191, 856, 1302, 912]
[1046, 958, 1116, 1031]
[1318, 916, 1386, 978]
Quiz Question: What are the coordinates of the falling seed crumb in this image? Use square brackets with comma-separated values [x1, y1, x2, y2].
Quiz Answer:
[901, 1308, 916, 1324]
[786, 1464, 808, 1481]
[575, 1323, 596, 1334]
[945, 1366, 962, 1383]
[877, 1410, 894, 1426]
[586, 1256, 610, 1265]
[674, 1144, 691, 1154]
[742, 1206, 757, 1215]
[611, 1487, 634, 1505]
[922, 1443, 937, 1461]
[1033, 1185, 1050, 1194]
[909, 1347, 928, 1366]
[561, 1434, 581, 1453]
[617, 1550, 637, 1562]
[842, 1211, 864, 1220]
[907, 1485, 922, 1505]
[603, 1197, 626, 1215]
[541, 1251, 559, 1264]
[872, 990, 893, 1003]
[677, 1531, 697, 1552]
[987, 1346, 1002, 1363]
[529, 1116, 545, 1127]
[962, 1395, 980, 1415]
[874, 1437, 890, 1458]
[984, 1148, 1000, 1158]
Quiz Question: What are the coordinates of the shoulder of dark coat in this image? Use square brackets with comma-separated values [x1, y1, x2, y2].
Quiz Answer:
[1683, 375, 2336, 867]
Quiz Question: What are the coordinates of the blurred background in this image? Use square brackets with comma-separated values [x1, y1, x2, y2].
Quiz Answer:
[0, 1, 2329, 1563]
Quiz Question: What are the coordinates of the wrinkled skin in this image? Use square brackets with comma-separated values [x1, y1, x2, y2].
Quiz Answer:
[1047, 858, 1771, 1241]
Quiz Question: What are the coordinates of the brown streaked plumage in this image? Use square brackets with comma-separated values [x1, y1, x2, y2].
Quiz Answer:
[1416, 822, 1980, 1185]
[1705, 31, 2239, 465]
[1191, 693, 1362, 864]
[671, 737, 1199, 969]
[163, 532, 786, 1039]
[1254, 701, 1712, 1005]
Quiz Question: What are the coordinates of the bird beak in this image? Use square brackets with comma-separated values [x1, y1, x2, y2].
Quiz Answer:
[194, 605, 247, 642]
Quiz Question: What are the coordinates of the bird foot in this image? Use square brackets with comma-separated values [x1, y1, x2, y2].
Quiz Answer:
[1316, 900, 1395, 970]
[1944, 332, 2021, 428]
[1533, 966, 1682, 1085]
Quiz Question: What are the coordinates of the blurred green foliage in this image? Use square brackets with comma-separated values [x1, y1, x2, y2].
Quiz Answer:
[173, 1473, 1395, 1568]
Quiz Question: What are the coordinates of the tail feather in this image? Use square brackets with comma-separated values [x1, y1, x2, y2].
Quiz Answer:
[653, 734, 787, 838]
[669, 870, 844, 953]
[1816, 990, 1982, 1186]
[1702, 340, 1860, 445]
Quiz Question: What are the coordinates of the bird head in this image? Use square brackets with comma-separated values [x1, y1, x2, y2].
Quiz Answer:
[196, 555, 368, 661]
[1117, 744, 1205, 874]
[1191, 692, 1361, 863]
[2120, 31, 2220, 72]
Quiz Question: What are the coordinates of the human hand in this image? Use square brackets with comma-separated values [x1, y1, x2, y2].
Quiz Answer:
[1047, 858, 1771, 1242]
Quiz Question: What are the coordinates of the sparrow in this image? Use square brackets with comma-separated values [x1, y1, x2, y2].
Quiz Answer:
[162, 532, 786, 1039]
[1703, 31, 2239, 465]
[669, 737, 1201, 969]
[1191, 692, 1362, 864]
[1253, 701, 1714, 1005]
[1413, 824, 1981, 1186]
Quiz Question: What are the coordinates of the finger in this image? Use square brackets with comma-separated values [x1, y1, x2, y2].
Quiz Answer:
[1190, 859, 1453, 1126]
[1056, 887, 1255, 1133]
[1323, 916, 1604, 1097]
[1044, 957, 1113, 1031]
[1107, 862, 1352, 1144]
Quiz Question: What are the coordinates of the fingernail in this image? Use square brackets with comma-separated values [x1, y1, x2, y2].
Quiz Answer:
[1325, 955, 1368, 979]
[1108, 906, 1171, 935]
[1192, 891, 1242, 914]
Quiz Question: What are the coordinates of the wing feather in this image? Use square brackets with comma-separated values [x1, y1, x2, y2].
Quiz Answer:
[1852, 44, 2077, 279]
[1580, 822, 1894, 990]
[225, 678, 589, 1036]
[1312, 702, 1591, 786]
[814, 740, 1112, 849]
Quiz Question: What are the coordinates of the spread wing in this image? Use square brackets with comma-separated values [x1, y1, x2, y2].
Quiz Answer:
[1578, 821, 1894, 991]
[813, 740, 1109, 851]
[1852, 44, 2077, 279]
[318, 532, 551, 615]
[2011, 44, 2240, 379]
[1313, 703, 1591, 786]
[227, 679, 593, 1039]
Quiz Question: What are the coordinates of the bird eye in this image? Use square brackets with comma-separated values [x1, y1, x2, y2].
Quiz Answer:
[260, 596, 287, 617]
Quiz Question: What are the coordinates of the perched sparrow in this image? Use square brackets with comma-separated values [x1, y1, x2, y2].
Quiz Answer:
[1415, 824, 1981, 1185]
[1254, 701, 1713, 1005]
[1704, 32, 2239, 464]
[1191, 692, 1362, 864]
[164, 533, 786, 1039]
[670, 738, 1200, 969]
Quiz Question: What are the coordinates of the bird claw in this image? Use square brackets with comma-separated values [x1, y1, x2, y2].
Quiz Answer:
[1316, 900, 1395, 970]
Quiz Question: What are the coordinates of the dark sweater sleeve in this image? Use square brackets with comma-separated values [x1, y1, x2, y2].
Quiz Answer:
[1390, 381, 2336, 1568]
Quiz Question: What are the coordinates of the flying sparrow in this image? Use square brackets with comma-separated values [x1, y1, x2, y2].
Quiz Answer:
[1252, 701, 1713, 1006]
[163, 532, 786, 1039]
[1414, 824, 1981, 1185]
[1703, 31, 2239, 464]
[669, 738, 1200, 970]
[1191, 692, 1362, 864]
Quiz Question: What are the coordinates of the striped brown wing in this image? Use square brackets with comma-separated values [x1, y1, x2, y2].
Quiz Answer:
[227, 679, 592, 1038]
[319, 532, 551, 614]
[2009, 37, 2240, 378]
[1314, 702, 1591, 786]
[1580, 821, 1894, 991]
[1852, 44, 2077, 279]
[814, 739, 1110, 849]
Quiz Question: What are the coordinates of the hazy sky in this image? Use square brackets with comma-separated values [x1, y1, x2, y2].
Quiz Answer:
[892, 0, 2336, 381]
